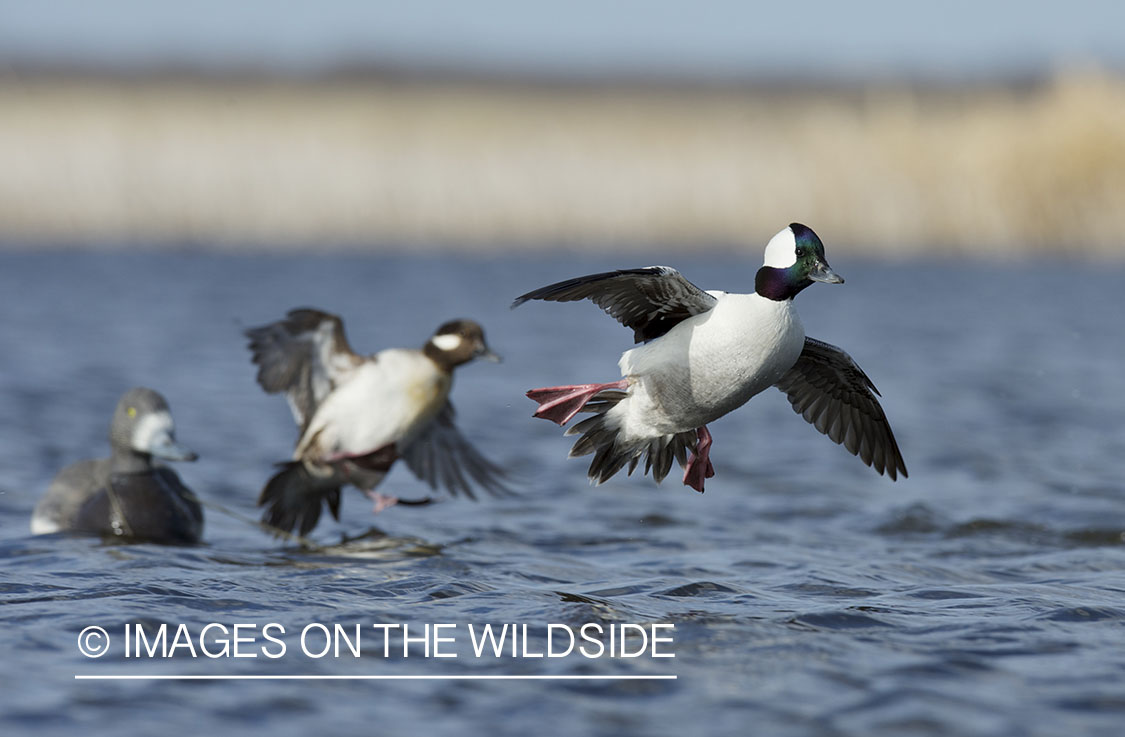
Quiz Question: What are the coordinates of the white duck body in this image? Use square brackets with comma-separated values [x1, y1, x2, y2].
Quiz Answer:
[518, 223, 908, 492]
[247, 310, 507, 536]
[614, 291, 806, 438]
[297, 348, 451, 462]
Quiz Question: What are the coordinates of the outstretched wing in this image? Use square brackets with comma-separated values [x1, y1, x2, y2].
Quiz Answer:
[512, 266, 718, 343]
[245, 308, 364, 433]
[401, 403, 510, 499]
[775, 337, 908, 480]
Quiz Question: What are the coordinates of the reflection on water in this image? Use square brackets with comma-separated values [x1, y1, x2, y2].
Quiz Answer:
[1, 249, 1124, 737]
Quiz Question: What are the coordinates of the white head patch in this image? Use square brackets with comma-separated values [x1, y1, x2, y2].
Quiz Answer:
[430, 333, 464, 353]
[131, 410, 175, 453]
[762, 226, 798, 268]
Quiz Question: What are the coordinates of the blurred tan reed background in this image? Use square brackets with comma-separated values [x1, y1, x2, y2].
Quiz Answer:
[0, 70, 1122, 256]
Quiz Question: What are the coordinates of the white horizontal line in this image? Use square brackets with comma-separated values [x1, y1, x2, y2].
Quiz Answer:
[75, 674, 676, 681]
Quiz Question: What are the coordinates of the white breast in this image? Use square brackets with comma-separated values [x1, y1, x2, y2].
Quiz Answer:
[297, 349, 450, 461]
[617, 293, 804, 434]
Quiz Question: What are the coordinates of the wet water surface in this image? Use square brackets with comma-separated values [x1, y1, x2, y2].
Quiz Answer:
[1, 249, 1124, 737]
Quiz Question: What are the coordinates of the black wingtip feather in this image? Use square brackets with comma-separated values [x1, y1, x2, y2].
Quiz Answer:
[512, 266, 716, 344]
[777, 337, 908, 482]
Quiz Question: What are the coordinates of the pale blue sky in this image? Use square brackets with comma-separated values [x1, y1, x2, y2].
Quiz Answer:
[0, 0, 1122, 79]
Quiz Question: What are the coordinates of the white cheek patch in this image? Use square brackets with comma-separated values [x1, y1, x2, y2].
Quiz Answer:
[430, 333, 464, 352]
[131, 410, 175, 453]
[762, 227, 798, 268]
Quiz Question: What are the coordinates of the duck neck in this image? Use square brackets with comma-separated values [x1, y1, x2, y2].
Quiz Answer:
[422, 341, 467, 372]
[110, 446, 153, 474]
[420, 342, 450, 371]
[754, 266, 811, 301]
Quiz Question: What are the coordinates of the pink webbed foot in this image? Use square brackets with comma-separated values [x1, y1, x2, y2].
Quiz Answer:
[526, 380, 628, 426]
[683, 425, 716, 493]
[364, 490, 399, 514]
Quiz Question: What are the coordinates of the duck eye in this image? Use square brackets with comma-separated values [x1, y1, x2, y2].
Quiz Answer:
[795, 247, 806, 258]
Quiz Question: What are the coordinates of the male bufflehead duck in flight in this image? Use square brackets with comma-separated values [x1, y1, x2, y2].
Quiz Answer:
[513, 223, 907, 492]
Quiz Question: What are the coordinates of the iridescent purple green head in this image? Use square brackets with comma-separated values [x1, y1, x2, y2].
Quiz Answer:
[755, 222, 844, 301]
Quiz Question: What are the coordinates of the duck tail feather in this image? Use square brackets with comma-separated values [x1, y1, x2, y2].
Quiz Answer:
[562, 394, 695, 486]
[258, 462, 340, 537]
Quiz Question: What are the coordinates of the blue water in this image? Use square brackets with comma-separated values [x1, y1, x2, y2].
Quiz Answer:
[2, 248, 1124, 737]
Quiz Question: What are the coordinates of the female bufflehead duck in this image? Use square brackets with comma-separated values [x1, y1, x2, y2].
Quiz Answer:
[513, 223, 907, 492]
[246, 309, 507, 536]
[31, 387, 202, 544]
